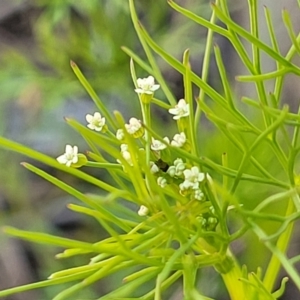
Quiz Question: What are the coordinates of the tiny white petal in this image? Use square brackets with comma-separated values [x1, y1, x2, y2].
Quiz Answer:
[116, 129, 124, 140]
[120, 144, 129, 152]
[150, 161, 160, 174]
[122, 151, 133, 166]
[56, 155, 68, 164]
[180, 180, 193, 191]
[151, 137, 169, 151]
[157, 176, 167, 188]
[167, 166, 176, 177]
[174, 158, 184, 166]
[86, 114, 94, 123]
[138, 205, 149, 216]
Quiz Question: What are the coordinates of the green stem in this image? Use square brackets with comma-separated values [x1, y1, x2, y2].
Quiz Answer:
[70, 61, 117, 130]
[140, 99, 153, 197]
[194, 0, 219, 130]
[183, 50, 198, 157]
[220, 252, 245, 300]
[263, 199, 295, 291]
[129, 0, 176, 106]
[85, 162, 122, 169]
[275, 31, 300, 102]
[141, 101, 151, 165]
[248, 0, 270, 128]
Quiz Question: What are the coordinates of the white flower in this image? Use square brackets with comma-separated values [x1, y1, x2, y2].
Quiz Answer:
[134, 76, 160, 95]
[86, 112, 106, 131]
[138, 205, 149, 216]
[168, 99, 190, 120]
[56, 145, 79, 167]
[157, 176, 167, 188]
[180, 166, 205, 191]
[150, 161, 159, 174]
[125, 117, 143, 137]
[174, 158, 185, 167]
[183, 166, 205, 183]
[116, 129, 124, 140]
[171, 132, 186, 147]
[151, 137, 170, 151]
[167, 166, 176, 177]
[167, 158, 186, 177]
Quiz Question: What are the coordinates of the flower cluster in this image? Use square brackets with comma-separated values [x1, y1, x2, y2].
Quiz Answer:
[144, 89, 208, 205]
[56, 75, 212, 222]
[156, 158, 206, 202]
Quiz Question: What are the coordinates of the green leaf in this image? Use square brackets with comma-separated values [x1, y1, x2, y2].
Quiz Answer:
[68, 203, 133, 233]
[212, 4, 300, 76]
[136, 21, 230, 111]
[3, 226, 98, 251]
[121, 46, 153, 74]
[167, 0, 228, 37]
[0, 137, 119, 193]
[0, 274, 90, 298]
[282, 9, 300, 56]
[128, 0, 176, 106]
[70, 61, 117, 130]
[272, 277, 289, 298]
[53, 258, 135, 300]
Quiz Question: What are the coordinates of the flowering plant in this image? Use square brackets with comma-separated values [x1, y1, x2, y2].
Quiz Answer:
[1, 0, 300, 299]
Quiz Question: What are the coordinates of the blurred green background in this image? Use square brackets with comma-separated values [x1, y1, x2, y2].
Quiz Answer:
[0, 0, 299, 299]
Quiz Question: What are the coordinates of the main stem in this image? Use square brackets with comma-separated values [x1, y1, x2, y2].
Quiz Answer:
[220, 251, 245, 300]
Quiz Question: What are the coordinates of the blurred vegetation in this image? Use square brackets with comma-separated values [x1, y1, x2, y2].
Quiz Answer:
[0, 0, 209, 113]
